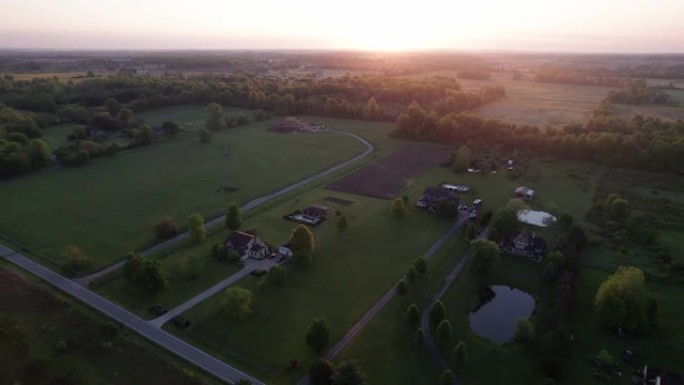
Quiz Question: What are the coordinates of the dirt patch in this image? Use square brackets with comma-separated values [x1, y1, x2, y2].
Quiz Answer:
[327, 143, 452, 199]
[324, 196, 354, 206]
[0, 268, 26, 291]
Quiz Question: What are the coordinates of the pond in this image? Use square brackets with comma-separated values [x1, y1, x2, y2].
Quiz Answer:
[469, 285, 535, 344]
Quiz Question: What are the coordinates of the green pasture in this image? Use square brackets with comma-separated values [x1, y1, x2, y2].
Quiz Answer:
[0, 109, 392, 268]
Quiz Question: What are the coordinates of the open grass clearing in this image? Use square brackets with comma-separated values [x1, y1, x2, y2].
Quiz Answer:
[0, 110, 390, 268]
[160, 169, 459, 384]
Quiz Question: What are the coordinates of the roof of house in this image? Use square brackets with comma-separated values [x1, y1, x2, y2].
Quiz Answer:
[515, 186, 535, 195]
[513, 229, 533, 245]
[645, 365, 682, 385]
[224, 231, 254, 252]
[250, 244, 267, 252]
[423, 187, 452, 199]
[303, 206, 329, 217]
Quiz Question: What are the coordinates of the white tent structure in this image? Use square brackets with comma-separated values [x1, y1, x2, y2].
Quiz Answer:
[517, 209, 557, 227]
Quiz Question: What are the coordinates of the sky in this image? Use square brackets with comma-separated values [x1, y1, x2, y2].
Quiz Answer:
[1, 0, 683, 52]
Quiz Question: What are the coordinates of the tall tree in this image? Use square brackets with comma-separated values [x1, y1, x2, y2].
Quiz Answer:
[414, 256, 427, 274]
[206, 102, 226, 131]
[60, 245, 93, 276]
[595, 266, 646, 330]
[391, 198, 406, 218]
[469, 239, 501, 276]
[331, 361, 366, 385]
[162, 120, 180, 138]
[184, 253, 205, 279]
[305, 318, 331, 353]
[309, 359, 335, 385]
[225, 203, 242, 230]
[187, 213, 206, 243]
[290, 224, 315, 252]
[222, 286, 253, 321]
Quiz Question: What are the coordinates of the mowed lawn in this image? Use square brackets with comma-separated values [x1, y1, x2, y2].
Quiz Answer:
[164, 171, 460, 384]
[337, 160, 599, 385]
[0, 112, 383, 268]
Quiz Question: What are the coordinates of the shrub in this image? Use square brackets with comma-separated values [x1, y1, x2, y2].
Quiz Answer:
[154, 216, 178, 240]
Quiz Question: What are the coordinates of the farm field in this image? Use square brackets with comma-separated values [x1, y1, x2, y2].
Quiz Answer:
[158, 169, 461, 384]
[400, 71, 684, 126]
[0, 262, 219, 385]
[0, 109, 390, 269]
[400, 71, 614, 127]
[327, 143, 453, 199]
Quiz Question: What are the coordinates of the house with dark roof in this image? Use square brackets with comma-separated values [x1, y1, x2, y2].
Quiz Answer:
[643, 365, 681, 385]
[416, 187, 461, 212]
[224, 231, 270, 260]
[302, 205, 330, 218]
[499, 229, 546, 261]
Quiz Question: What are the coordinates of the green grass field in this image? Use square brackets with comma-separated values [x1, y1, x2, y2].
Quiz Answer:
[0, 108, 394, 268]
[156, 165, 459, 384]
[336, 160, 599, 385]
[41, 122, 79, 149]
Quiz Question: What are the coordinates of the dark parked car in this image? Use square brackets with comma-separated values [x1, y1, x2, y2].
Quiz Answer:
[149, 304, 167, 316]
[251, 268, 267, 276]
[172, 317, 191, 328]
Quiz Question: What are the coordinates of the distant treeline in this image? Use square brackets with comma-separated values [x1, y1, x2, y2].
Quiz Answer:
[0, 72, 506, 177]
[394, 102, 684, 174]
[0, 72, 505, 122]
[535, 70, 624, 86]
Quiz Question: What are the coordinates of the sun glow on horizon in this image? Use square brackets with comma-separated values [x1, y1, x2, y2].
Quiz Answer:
[1, 0, 683, 52]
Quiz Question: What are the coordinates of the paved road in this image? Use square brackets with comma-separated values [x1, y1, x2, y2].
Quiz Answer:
[76, 130, 374, 286]
[0, 244, 263, 385]
[149, 258, 276, 328]
[419, 229, 489, 384]
[297, 214, 469, 385]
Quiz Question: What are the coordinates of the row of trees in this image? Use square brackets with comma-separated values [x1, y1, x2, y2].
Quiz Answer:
[395, 101, 684, 174]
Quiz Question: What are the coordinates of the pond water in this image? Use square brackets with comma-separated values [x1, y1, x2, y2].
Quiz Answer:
[469, 285, 535, 344]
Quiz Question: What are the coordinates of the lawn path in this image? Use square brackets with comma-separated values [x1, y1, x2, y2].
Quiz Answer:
[75, 130, 373, 286]
[297, 213, 469, 385]
[148, 258, 276, 328]
[0, 243, 263, 385]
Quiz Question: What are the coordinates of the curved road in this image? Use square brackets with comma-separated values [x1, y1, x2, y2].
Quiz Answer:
[76, 130, 374, 286]
[0, 244, 262, 385]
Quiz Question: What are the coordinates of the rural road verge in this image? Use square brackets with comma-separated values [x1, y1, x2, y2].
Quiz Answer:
[0, 243, 263, 385]
[76, 130, 373, 286]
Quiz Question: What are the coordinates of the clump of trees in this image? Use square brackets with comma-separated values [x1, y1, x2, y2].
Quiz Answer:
[305, 318, 331, 353]
[154, 216, 178, 240]
[123, 254, 169, 292]
[60, 245, 93, 276]
[309, 359, 368, 385]
[595, 266, 649, 331]
[0, 106, 51, 176]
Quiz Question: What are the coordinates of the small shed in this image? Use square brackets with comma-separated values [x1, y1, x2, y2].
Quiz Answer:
[514, 186, 535, 200]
